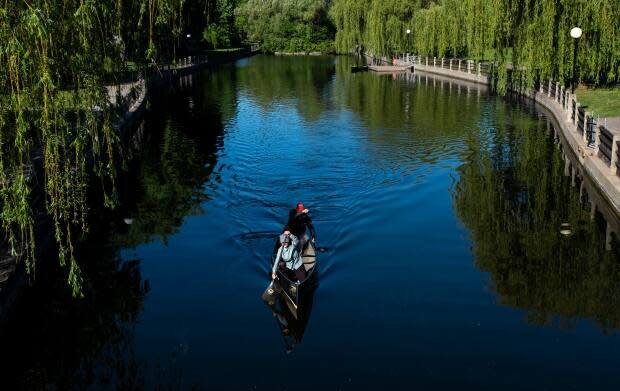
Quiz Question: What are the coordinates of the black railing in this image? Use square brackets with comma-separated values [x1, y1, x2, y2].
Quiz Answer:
[562, 91, 566, 108]
[598, 126, 614, 163]
[617, 138, 620, 172]
[586, 116, 597, 147]
[577, 108, 585, 133]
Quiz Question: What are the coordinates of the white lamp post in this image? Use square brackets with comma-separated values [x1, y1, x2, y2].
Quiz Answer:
[406, 29, 411, 54]
[570, 27, 582, 90]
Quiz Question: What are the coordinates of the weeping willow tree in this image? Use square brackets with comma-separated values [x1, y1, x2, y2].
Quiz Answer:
[0, 0, 220, 296]
[330, 0, 620, 93]
[118, 0, 232, 62]
[331, 0, 427, 56]
[143, 0, 185, 61]
[0, 1, 125, 296]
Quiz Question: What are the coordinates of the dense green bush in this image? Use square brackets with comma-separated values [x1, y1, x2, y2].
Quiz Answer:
[235, 0, 335, 53]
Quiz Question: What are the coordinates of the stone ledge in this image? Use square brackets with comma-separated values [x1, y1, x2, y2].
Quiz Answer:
[414, 64, 491, 85]
[532, 92, 620, 219]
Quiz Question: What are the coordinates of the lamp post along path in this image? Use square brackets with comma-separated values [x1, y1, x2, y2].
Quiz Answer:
[406, 28, 411, 59]
[570, 27, 582, 92]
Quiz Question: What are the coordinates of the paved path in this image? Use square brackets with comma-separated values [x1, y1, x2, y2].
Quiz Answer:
[604, 117, 620, 132]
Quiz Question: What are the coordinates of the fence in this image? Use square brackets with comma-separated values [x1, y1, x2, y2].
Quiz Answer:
[396, 54, 492, 78]
[396, 53, 620, 177]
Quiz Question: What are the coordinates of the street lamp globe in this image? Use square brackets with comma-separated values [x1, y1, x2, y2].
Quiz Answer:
[406, 29, 411, 34]
[570, 27, 582, 39]
[186, 33, 191, 39]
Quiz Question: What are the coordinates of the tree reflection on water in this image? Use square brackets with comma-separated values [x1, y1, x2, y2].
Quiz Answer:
[453, 104, 620, 332]
[0, 231, 147, 389]
[115, 69, 230, 248]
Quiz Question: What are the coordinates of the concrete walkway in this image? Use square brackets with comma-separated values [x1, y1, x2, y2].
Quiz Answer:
[604, 117, 620, 133]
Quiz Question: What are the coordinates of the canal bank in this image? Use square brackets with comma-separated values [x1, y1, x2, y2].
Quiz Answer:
[395, 69, 620, 251]
[379, 55, 620, 223]
[110, 48, 260, 136]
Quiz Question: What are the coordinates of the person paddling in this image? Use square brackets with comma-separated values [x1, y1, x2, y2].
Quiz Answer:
[272, 233, 306, 282]
[282, 202, 316, 251]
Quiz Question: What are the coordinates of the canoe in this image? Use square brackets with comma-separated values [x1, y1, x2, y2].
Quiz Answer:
[368, 65, 412, 73]
[264, 239, 318, 314]
[263, 274, 317, 352]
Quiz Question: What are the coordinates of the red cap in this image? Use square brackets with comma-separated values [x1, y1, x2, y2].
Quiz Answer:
[296, 202, 305, 212]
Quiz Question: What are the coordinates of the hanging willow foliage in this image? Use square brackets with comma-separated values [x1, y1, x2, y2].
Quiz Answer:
[330, 0, 620, 92]
[0, 1, 125, 296]
[0, 0, 230, 296]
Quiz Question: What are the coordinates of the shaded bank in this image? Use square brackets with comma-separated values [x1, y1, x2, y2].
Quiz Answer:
[0, 49, 255, 321]
[0, 66, 232, 388]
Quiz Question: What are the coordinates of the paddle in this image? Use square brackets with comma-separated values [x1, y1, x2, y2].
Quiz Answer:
[261, 280, 278, 305]
[262, 243, 284, 304]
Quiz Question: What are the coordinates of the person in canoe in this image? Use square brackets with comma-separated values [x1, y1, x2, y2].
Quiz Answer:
[282, 202, 316, 251]
[272, 233, 306, 282]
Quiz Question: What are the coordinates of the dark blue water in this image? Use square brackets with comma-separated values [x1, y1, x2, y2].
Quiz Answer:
[2, 55, 620, 390]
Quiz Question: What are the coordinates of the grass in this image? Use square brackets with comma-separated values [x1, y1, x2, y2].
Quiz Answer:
[574, 86, 620, 118]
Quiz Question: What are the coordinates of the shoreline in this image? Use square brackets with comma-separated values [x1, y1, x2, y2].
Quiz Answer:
[405, 58, 620, 221]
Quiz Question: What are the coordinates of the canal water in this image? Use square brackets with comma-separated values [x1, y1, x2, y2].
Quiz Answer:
[2, 55, 620, 390]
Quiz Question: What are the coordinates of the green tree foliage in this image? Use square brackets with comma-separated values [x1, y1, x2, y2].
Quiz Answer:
[330, 0, 620, 91]
[203, 0, 239, 49]
[1, 1, 122, 295]
[235, 0, 335, 53]
[121, 0, 234, 62]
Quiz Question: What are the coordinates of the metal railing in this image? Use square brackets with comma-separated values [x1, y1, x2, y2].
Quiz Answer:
[577, 107, 585, 134]
[398, 55, 493, 78]
[599, 126, 614, 163]
[616, 138, 620, 172]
